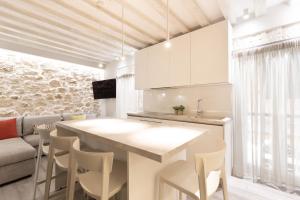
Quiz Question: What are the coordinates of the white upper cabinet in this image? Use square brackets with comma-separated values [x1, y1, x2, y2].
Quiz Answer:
[135, 48, 149, 89]
[169, 34, 190, 87]
[191, 21, 231, 85]
[147, 43, 169, 88]
[135, 20, 231, 89]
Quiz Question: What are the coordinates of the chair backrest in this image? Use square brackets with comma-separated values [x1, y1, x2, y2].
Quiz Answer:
[194, 141, 226, 200]
[71, 139, 114, 200]
[49, 130, 78, 152]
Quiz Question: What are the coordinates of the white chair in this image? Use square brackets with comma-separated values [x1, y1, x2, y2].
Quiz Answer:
[44, 130, 78, 200]
[68, 138, 127, 200]
[158, 142, 228, 200]
[33, 128, 51, 200]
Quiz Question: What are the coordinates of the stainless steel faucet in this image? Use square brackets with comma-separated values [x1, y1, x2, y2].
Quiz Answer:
[197, 98, 203, 115]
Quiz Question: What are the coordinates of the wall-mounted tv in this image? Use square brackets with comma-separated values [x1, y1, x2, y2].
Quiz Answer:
[92, 79, 116, 99]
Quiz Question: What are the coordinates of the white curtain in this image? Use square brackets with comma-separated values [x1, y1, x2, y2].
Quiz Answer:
[232, 40, 300, 192]
[116, 74, 143, 118]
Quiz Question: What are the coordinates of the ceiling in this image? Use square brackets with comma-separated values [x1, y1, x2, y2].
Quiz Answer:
[0, 0, 290, 67]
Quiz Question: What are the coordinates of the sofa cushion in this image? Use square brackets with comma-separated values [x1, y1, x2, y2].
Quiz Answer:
[0, 117, 23, 137]
[23, 134, 40, 147]
[62, 113, 83, 121]
[0, 138, 36, 167]
[0, 118, 18, 140]
[63, 113, 97, 121]
[70, 114, 86, 120]
[23, 115, 61, 136]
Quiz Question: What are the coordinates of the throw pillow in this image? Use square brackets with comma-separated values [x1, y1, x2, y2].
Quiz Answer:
[0, 118, 18, 140]
[70, 114, 86, 120]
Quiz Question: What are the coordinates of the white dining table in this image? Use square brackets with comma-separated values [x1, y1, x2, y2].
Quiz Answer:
[56, 118, 208, 200]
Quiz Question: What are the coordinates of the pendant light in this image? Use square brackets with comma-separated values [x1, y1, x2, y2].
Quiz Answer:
[164, 0, 171, 48]
[120, 0, 126, 60]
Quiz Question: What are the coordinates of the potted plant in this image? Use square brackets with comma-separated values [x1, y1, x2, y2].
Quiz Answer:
[172, 105, 185, 115]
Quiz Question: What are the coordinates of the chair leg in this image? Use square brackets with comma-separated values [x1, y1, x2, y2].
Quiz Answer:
[68, 161, 77, 200]
[44, 148, 55, 200]
[179, 191, 183, 200]
[33, 140, 43, 200]
[221, 167, 228, 200]
[158, 178, 164, 200]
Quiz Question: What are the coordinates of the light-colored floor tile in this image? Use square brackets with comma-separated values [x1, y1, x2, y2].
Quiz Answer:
[0, 157, 299, 200]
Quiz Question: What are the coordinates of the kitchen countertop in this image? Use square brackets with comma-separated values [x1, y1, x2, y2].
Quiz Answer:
[127, 112, 231, 126]
[56, 118, 208, 162]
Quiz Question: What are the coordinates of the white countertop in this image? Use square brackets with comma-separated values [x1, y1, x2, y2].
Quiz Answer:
[56, 118, 208, 162]
[127, 112, 231, 126]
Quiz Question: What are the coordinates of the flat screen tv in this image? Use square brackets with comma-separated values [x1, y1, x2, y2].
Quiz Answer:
[92, 79, 116, 99]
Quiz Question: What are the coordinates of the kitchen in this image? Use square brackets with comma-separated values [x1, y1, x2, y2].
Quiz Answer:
[0, 1, 299, 200]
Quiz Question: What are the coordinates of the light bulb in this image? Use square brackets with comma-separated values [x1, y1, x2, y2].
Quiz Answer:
[164, 40, 171, 48]
[98, 63, 104, 68]
[120, 56, 126, 61]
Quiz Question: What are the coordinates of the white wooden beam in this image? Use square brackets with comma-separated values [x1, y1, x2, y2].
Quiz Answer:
[0, 37, 101, 67]
[83, 0, 161, 42]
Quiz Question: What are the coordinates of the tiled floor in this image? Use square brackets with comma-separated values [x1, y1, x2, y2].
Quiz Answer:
[0, 157, 299, 200]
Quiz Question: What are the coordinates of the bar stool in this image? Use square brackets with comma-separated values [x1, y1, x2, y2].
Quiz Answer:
[68, 138, 127, 200]
[158, 141, 228, 200]
[44, 130, 78, 200]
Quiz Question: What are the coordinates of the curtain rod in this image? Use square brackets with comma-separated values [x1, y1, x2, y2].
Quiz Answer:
[234, 21, 300, 40]
[233, 35, 300, 54]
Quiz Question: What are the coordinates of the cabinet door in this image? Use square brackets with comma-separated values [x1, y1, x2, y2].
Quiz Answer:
[135, 48, 149, 89]
[191, 21, 230, 85]
[169, 34, 191, 87]
[147, 43, 169, 88]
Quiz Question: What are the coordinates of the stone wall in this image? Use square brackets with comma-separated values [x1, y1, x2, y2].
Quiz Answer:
[0, 50, 103, 117]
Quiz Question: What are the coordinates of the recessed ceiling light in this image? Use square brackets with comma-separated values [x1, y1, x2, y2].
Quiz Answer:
[120, 56, 126, 61]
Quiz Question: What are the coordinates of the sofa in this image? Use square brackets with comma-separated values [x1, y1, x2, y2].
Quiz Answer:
[0, 113, 97, 185]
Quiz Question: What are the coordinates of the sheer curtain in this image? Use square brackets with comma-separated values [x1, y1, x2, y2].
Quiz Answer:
[232, 40, 300, 192]
[116, 74, 143, 118]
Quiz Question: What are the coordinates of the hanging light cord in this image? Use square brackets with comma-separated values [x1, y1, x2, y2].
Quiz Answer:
[122, 0, 124, 58]
[166, 0, 169, 41]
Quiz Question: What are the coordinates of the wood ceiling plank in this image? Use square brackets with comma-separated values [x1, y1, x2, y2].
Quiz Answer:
[190, 0, 210, 26]
[0, 34, 104, 64]
[83, 0, 161, 42]
[51, 0, 153, 46]
[0, 28, 107, 62]
[0, 8, 130, 57]
[153, 0, 191, 33]
[0, 0, 140, 58]
[0, 21, 112, 61]
[23, 0, 143, 49]
[114, 0, 166, 35]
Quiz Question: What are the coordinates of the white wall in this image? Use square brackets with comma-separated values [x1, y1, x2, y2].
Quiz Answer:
[102, 56, 134, 117]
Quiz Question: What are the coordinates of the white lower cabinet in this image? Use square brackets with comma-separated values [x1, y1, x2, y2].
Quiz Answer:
[128, 116, 232, 175]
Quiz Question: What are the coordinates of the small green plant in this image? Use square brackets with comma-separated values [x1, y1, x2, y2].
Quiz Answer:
[172, 105, 185, 115]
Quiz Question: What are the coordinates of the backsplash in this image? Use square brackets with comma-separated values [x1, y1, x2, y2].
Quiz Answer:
[143, 84, 232, 116]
